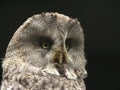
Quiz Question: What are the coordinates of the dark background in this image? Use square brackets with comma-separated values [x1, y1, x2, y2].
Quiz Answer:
[0, 0, 120, 90]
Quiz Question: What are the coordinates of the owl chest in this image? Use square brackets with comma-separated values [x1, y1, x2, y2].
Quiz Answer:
[2, 72, 85, 90]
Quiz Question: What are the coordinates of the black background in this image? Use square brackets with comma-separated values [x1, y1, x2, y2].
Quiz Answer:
[0, 0, 120, 90]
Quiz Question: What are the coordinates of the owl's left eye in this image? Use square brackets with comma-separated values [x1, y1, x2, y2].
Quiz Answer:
[39, 37, 53, 50]
[41, 42, 49, 49]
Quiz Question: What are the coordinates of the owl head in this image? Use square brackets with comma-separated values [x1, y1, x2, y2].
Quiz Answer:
[4, 12, 87, 80]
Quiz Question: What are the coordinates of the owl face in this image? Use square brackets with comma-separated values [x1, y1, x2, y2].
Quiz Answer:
[6, 12, 87, 80]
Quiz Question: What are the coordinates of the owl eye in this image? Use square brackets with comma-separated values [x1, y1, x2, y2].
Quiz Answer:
[66, 39, 71, 51]
[41, 42, 49, 49]
[66, 38, 80, 50]
[39, 37, 53, 50]
[66, 43, 70, 50]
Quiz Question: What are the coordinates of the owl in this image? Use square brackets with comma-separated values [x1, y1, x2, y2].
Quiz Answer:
[1, 12, 87, 90]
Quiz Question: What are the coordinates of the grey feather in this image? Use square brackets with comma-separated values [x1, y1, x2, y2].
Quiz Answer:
[1, 12, 87, 90]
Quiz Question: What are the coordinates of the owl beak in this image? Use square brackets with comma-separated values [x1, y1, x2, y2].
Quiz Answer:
[54, 51, 67, 64]
[59, 56, 63, 64]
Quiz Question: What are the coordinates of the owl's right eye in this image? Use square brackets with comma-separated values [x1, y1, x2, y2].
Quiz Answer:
[66, 38, 80, 50]
[66, 43, 70, 51]
[39, 37, 53, 50]
[65, 39, 71, 51]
